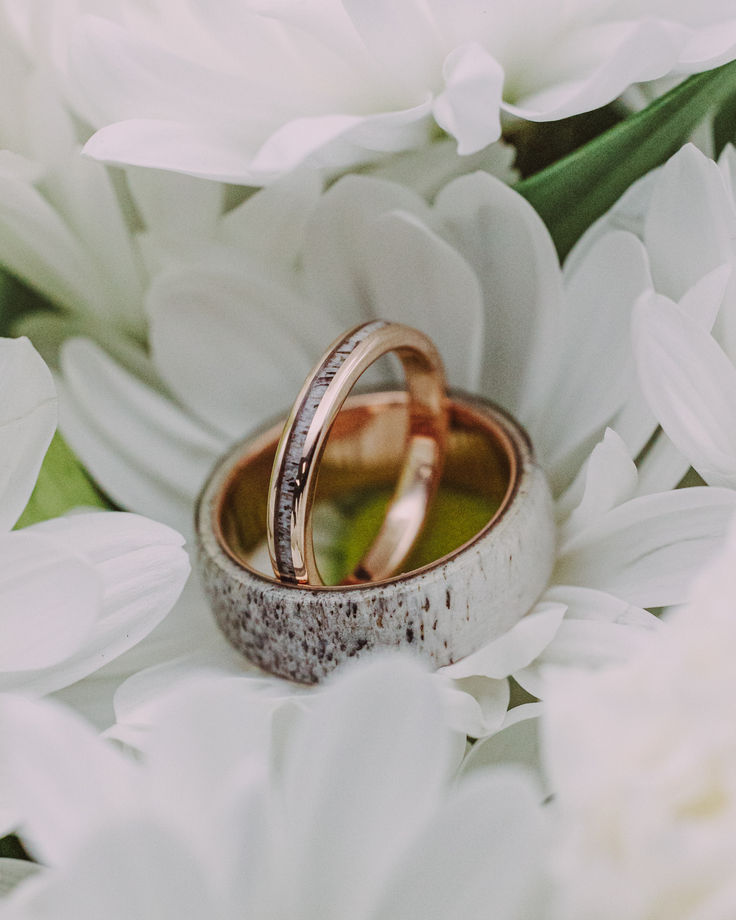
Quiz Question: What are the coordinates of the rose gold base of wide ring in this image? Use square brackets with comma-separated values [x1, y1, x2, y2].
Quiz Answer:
[195, 390, 556, 685]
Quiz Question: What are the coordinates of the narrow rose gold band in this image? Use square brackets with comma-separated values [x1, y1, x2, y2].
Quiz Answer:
[266, 320, 448, 586]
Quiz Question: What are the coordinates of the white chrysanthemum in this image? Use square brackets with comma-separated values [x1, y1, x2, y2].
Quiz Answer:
[541, 516, 736, 920]
[0, 656, 548, 918]
[0, 4, 515, 357]
[64, 1, 736, 184]
[0, 335, 190, 835]
[52, 167, 736, 740]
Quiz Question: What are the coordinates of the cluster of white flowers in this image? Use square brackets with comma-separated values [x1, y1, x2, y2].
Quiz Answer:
[1, 1, 736, 916]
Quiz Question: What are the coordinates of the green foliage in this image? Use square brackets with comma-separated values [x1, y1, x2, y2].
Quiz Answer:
[0, 835, 30, 862]
[14, 431, 112, 529]
[516, 60, 736, 260]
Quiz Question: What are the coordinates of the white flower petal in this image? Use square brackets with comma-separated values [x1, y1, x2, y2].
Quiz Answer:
[360, 210, 485, 391]
[341, 0, 440, 88]
[59, 338, 225, 534]
[535, 232, 652, 486]
[3, 512, 189, 696]
[434, 172, 564, 415]
[675, 20, 736, 71]
[643, 144, 736, 301]
[83, 118, 261, 184]
[142, 678, 273, 856]
[440, 602, 567, 680]
[279, 656, 456, 920]
[0, 695, 137, 864]
[22, 80, 146, 333]
[14, 819, 218, 920]
[0, 336, 56, 531]
[632, 429, 691, 498]
[0, 175, 107, 317]
[148, 264, 320, 439]
[555, 487, 736, 608]
[0, 858, 39, 899]
[302, 174, 432, 326]
[677, 261, 732, 329]
[71, 15, 243, 125]
[561, 429, 639, 539]
[634, 293, 736, 488]
[0, 532, 101, 673]
[126, 164, 225, 243]
[440, 675, 510, 740]
[371, 770, 546, 920]
[459, 706, 544, 785]
[515, 592, 661, 698]
[366, 137, 518, 199]
[433, 42, 504, 153]
[505, 18, 685, 121]
[218, 169, 324, 278]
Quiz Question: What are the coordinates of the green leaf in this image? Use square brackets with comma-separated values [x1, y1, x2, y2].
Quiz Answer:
[0, 835, 30, 862]
[713, 85, 736, 157]
[14, 431, 112, 529]
[515, 60, 736, 260]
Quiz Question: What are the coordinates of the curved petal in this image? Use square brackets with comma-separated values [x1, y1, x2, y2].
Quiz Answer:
[0, 695, 137, 865]
[143, 678, 273, 853]
[459, 707, 544, 787]
[515, 586, 660, 699]
[302, 174, 432, 325]
[439, 675, 510, 740]
[433, 42, 504, 153]
[370, 771, 546, 920]
[505, 18, 686, 121]
[1, 512, 189, 696]
[439, 602, 566, 680]
[555, 487, 736, 608]
[0, 174, 110, 317]
[83, 118, 262, 184]
[11, 819, 217, 919]
[126, 163, 225, 243]
[560, 429, 639, 540]
[0, 858, 40, 898]
[59, 338, 225, 534]
[147, 263, 320, 439]
[0, 531, 101, 673]
[535, 231, 652, 488]
[634, 293, 736, 488]
[434, 172, 564, 415]
[0, 336, 56, 531]
[360, 210, 485, 390]
[278, 656, 456, 920]
[70, 15, 243, 125]
[643, 144, 736, 302]
[218, 169, 323, 279]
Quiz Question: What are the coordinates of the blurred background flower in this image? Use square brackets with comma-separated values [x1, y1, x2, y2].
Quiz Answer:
[541, 515, 736, 920]
[0, 656, 548, 919]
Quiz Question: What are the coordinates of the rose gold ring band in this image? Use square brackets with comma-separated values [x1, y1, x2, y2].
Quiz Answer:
[266, 320, 448, 586]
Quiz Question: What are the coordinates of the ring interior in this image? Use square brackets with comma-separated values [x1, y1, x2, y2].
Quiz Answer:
[215, 391, 517, 586]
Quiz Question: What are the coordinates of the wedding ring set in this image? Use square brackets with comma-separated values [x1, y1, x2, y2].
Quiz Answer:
[196, 321, 556, 684]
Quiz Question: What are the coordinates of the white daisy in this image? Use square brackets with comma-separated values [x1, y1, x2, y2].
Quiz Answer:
[69, 1, 736, 183]
[0, 656, 548, 919]
[54, 168, 736, 740]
